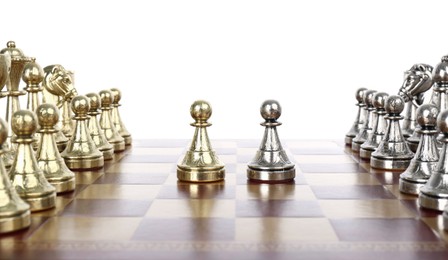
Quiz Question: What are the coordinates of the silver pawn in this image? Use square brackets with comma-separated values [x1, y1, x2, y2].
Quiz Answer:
[371, 95, 414, 170]
[419, 109, 448, 210]
[399, 104, 439, 195]
[247, 100, 295, 182]
[345, 88, 368, 145]
[360, 92, 389, 160]
[352, 90, 377, 152]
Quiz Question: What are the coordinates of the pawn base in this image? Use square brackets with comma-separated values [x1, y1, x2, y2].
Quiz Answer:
[25, 192, 56, 212]
[359, 148, 374, 160]
[111, 141, 126, 153]
[399, 178, 426, 195]
[0, 210, 31, 234]
[370, 157, 411, 170]
[50, 177, 76, 194]
[124, 136, 132, 146]
[247, 167, 295, 182]
[345, 136, 354, 146]
[418, 192, 448, 211]
[64, 156, 104, 170]
[351, 141, 363, 152]
[177, 167, 225, 182]
[101, 148, 114, 160]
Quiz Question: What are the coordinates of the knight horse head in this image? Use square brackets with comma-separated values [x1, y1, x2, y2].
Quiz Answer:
[398, 63, 433, 106]
[43, 64, 77, 107]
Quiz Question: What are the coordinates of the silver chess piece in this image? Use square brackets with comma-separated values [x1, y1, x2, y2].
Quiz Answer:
[36, 103, 75, 194]
[360, 92, 389, 160]
[371, 95, 414, 170]
[8, 110, 56, 212]
[0, 118, 30, 233]
[352, 90, 377, 152]
[399, 104, 439, 195]
[110, 88, 132, 146]
[86, 93, 114, 160]
[345, 88, 368, 145]
[247, 100, 295, 182]
[444, 207, 448, 230]
[419, 109, 448, 210]
[399, 64, 433, 139]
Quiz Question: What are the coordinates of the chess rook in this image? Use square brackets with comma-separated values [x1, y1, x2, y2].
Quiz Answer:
[399, 104, 439, 195]
[110, 88, 132, 145]
[360, 92, 389, 160]
[0, 118, 30, 233]
[99, 90, 125, 153]
[8, 110, 56, 212]
[351, 90, 377, 152]
[61, 96, 104, 170]
[419, 109, 448, 210]
[247, 100, 295, 182]
[371, 95, 414, 170]
[345, 88, 368, 145]
[177, 100, 225, 182]
[36, 103, 75, 194]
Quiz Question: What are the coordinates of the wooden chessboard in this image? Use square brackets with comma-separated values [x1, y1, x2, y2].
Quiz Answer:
[1, 139, 448, 260]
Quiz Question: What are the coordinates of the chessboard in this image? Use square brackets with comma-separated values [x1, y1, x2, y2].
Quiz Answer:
[1, 139, 448, 260]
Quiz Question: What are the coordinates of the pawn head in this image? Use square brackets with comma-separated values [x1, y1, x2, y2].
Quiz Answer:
[22, 58, 44, 85]
[11, 110, 37, 137]
[99, 90, 113, 108]
[86, 92, 101, 112]
[364, 90, 377, 107]
[36, 103, 59, 128]
[355, 88, 368, 103]
[385, 95, 405, 115]
[417, 104, 439, 127]
[260, 100, 281, 121]
[71, 95, 90, 115]
[190, 100, 212, 122]
[373, 92, 389, 110]
[437, 109, 448, 134]
[110, 88, 121, 104]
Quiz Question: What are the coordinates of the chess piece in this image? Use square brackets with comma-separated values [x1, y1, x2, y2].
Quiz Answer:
[43, 64, 77, 138]
[360, 92, 389, 160]
[399, 64, 433, 139]
[0, 118, 30, 233]
[430, 56, 448, 112]
[110, 88, 132, 145]
[22, 58, 44, 149]
[177, 100, 225, 182]
[406, 125, 422, 153]
[99, 90, 125, 153]
[8, 110, 56, 211]
[0, 53, 13, 168]
[247, 100, 295, 182]
[352, 90, 377, 152]
[86, 93, 114, 160]
[399, 104, 439, 195]
[0, 41, 31, 168]
[61, 95, 104, 170]
[371, 95, 414, 170]
[36, 103, 75, 193]
[345, 88, 368, 145]
[419, 109, 448, 210]
[444, 207, 448, 230]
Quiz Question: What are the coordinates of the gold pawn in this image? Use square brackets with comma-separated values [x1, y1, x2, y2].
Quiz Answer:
[99, 90, 125, 152]
[61, 95, 104, 170]
[0, 118, 30, 233]
[86, 93, 114, 160]
[8, 110, 56, 212]
[36, 103, 75, 193]
[110, 88, 132, 145]
[177, 100, 225, 182]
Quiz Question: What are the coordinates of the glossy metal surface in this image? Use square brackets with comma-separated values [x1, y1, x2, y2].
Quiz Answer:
[36, 103, 75, 193]
[360, 92, 389, 159]
[22, 58, 44, 149]
[86, 93, 114, 160]
[8, 110, 56, 212]
[352, 90, 377, 152]
[0, 53, 13, 168]
[0, 41, 31, 168]
[42, 64, 77, 138]
[61, 96, 104, 170]
[177, 100, 225, 182]
[0, 118, 30, 233]
[345, 88, 368, 145]
[247, 100, 295, 182]
[419, 109, 448, 210]
[399, 104, 439, 195]
[371, 95, 414, 170]
[110, 88, 132, 145]
[99, 90, 125, 153]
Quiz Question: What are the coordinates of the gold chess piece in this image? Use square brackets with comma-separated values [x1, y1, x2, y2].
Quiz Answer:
[22, 58, 44, 149]
[9, 110, 56, 212]
[177, 100, 225, 182]
[0, 53, 12, 168]
[86, 93, 114, 160]
[43, 64, 76, 139]
[0, 118, 31, 233]
[99, 90, 125, 153]
[110, 88, 132, 145]
[36, 103, 75, 193]
[61, 95, 104, 170]
[0, 41, 31, 168]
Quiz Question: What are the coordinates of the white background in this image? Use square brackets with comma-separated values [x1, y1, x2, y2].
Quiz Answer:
[2, 0, 448, 140]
